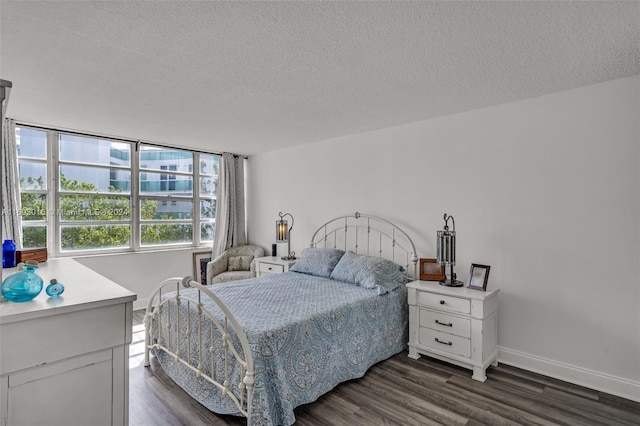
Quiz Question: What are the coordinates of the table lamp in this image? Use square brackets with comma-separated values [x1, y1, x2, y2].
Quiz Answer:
[436, 213, 463, 287]
[276, 212, 296, 260]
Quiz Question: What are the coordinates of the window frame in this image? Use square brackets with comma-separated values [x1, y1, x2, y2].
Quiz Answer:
[16, 124, 219, 256]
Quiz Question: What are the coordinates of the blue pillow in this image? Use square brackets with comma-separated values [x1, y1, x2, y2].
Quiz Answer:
[329, 251, 408, 294]
[289, 247, 346, 278]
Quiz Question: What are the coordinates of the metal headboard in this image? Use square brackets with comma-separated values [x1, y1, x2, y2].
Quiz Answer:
[310, 212, 419, 279]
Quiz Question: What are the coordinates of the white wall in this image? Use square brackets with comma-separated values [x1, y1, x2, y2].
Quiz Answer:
[246, 75, 640, 401]
[75, 248, 203, 310]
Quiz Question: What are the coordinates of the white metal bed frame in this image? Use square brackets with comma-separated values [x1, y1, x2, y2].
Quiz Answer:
[143, 212, 417, 424]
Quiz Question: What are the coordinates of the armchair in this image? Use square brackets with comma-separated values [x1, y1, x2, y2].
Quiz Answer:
[206, 244, 265, 285]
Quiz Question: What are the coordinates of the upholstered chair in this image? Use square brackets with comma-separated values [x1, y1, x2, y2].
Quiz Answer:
[206, 244, 265, 285]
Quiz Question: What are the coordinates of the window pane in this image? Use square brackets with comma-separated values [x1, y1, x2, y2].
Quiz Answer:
[200, 199, 215, 219]
[60, 165, 131, 193]
[19, 162, 47, 190]
[140, 172, 192, 195]
[20, 194, 47, 220]
[200, 177, 217, 196]
[199, 154, 219, 176]
[140, 224, 192, 246]
[60, 225, 131, 251]
[59, 195, 130, 221]
[17, 128, 47, 159]
[23, 226, 47, 248]
[140, 198, 192, 220]
[139, 146, 193, 172]
[60, 134, 131, 167]
[201, 223, 214, 242]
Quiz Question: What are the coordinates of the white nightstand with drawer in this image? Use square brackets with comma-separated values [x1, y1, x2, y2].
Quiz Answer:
[407, 280, 499, 382]
[255, 256, 297, 277]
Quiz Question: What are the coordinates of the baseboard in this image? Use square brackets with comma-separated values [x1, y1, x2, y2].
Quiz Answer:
[134, 297, 148, 311]
[498, 346, 640, 403]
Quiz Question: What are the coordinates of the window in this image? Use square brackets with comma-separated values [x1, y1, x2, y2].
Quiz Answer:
[58, 134, 132, 252]
[16, 124, 220, 255]
[139, 147, 193, 246]
[17, 127, 48, 249]
[199, 154, 219, 243]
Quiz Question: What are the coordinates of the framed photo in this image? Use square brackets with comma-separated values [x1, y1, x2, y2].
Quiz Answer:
[419, 258, 445, 281]
[467, 263, 490, 291]
[193, 251, 211, 285]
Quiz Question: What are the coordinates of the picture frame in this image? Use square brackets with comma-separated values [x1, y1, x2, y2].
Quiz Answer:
[193, 251, 211, 285]
[466, 263, 490, 291]
[419, 258, 445, 281]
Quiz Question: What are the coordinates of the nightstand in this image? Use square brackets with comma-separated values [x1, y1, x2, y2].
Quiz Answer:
[407, 280, 499, 382]
[255, 256, 297, 277]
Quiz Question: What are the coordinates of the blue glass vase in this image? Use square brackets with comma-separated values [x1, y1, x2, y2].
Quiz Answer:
[46, 279, 65, 298]
[2, 239, 16, 268]
[1, 261, 44, 302]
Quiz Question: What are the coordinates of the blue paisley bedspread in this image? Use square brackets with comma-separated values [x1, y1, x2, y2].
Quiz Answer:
[153, 271, 408, 425]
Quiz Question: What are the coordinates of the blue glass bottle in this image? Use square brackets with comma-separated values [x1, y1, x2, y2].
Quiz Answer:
[2, 239, 16, 268]
[1, 261, 44, 302]
[46, 279, 65, 298]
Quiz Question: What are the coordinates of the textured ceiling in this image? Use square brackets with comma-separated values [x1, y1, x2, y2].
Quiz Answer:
[1, 1, 639, 156]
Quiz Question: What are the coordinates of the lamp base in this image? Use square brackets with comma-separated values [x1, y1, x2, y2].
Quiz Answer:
[281, 255, 297, 261]
[439, 279, 464, 287]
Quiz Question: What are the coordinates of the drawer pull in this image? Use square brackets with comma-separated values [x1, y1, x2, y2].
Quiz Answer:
[435, 338, 453, 346]
[268, 267, 272, 270]
[439, 300, 445, 305]
[435, 320, 453, 327]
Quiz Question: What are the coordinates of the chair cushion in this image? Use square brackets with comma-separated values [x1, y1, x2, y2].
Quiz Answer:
[210, 270, 254, 284]
[228, 255, 254, 271]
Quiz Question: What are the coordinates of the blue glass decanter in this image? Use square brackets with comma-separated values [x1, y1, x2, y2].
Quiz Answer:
[1, 261, 44, 302]
[46, 279, 65, 298]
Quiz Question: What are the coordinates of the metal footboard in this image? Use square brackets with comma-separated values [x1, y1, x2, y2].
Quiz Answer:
[144, 276, 254, 423]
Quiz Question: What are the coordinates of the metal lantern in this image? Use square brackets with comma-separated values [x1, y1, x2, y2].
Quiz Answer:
[276, 212, 296, 260]
[436, 213, 463, 287]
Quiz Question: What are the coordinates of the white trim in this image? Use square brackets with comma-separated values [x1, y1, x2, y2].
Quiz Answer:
[498, 346, 640, 403]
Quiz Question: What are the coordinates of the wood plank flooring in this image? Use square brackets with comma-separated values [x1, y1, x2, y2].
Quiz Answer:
[129, 311, 640, 425]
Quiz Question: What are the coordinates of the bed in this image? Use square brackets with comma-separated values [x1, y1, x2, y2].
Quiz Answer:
[144, 212, 418, 425]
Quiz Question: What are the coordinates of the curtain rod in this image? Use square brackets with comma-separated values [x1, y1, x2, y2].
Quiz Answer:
[12, 120, 247, 159]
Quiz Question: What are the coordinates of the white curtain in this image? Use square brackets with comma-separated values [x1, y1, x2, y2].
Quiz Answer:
[2, 118, 22, 248]
[212, 152, 246, 258]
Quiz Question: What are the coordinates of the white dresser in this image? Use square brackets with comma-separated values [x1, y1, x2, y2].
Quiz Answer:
[407, 280, 499, 382]
[0, 258, 137, 426]
[255, 256, 297, 277]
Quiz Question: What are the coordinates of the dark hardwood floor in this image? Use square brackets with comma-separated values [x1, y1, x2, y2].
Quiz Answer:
[130, 311, 640, 425]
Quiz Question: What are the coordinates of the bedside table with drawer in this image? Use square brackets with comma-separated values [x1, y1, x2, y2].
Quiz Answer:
[407, 280, 499, 382]
[255, 256, 297, 277]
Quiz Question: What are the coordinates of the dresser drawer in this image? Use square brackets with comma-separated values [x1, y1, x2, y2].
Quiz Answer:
[0, 303, 127, 374]
[417, 292, 470, 314]
[259, 262, 284, 274]
[419, 309, 471, 338]
[419, 328, 471, 358]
